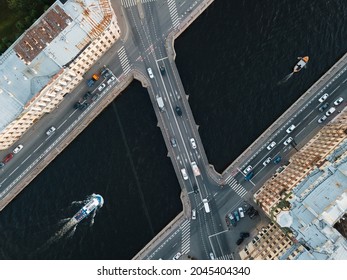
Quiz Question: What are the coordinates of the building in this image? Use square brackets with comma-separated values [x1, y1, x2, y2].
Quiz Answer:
[0, 0, 120, 150]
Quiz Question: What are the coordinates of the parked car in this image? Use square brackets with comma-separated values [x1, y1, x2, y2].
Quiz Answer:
[286, 124, 296, 134]
[318, 115, 327, 123]
[228, 213, 237, 226]
[234, 210, 240, 222]
[318, 102, 329, 112]
[333, 97, 343, 106]
[325, 107, 336, 117]
[46, 126, 56, 136]
[147, 68, 154, 79]
[240, 232, 250, 238]
[83, 91, 92, 100]
[175, 106, 182, 116]
[318, 93, 329, 103]
[13, 144, 23, 154]
[245, 206, 255, 215]
[236, 238, 244, 245]
[243, 165, 252, 174]
[98, 83, 106, 92]
[190, 138, 197, 149]
[2, 153, 14, 164]
[238, 207, 245, 218]
[172, 252, 181, 260]
[191, 209, 196, 220]
[249, 210, 259, 219]
[267, 141, 276, 151]
[283, 137, 293, 146]
[263, 157, 271, 166]
[273, 155, 282, 164]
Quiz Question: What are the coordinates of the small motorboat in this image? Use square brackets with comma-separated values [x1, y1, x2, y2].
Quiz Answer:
[293, 56, 309, 73]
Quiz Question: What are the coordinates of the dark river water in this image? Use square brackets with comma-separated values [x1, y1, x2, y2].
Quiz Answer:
[1, 0, 347, 259]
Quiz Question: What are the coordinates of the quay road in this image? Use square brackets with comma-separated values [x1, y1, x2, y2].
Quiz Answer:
[0, 0, 346, 261]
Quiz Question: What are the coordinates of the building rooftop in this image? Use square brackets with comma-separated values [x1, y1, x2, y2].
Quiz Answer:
[0, 0, 109, 133]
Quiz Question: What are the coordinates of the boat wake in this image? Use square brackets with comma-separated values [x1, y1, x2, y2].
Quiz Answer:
[278, 73, 293, 85]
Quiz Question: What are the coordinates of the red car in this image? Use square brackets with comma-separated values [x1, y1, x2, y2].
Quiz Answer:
[3, 153, 14, 164]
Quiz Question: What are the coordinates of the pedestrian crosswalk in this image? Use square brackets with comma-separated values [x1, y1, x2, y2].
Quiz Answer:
[225, 176, 247, 198]
[117, 46, 131, 75]
[216, 253, 233, 260]
[180, 219, 190, 254]
[121, 0, 156, 8]
[168, 0, 180, 28]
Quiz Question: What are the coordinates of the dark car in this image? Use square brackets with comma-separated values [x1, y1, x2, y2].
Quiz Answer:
[249, 210, 259, 219]
[319, 102, 329, 112]
[193, 185, 199, 194]
[3, 153, 14, 164]
[236, 238, 244, 245]
[91, 94, 100, 102]
[83, 91, 92, 100]
[245, 171, 254, 181]
[175, 106, 182, 116]
[0, 162, 4, 169]
[240, 232, 250, 238]
[273, 155, 282, 164]
[245, 206, 255, 215]
[160, 66, 166, 74]
[74, 102, 82, 109]
[234, 210, 240, 222]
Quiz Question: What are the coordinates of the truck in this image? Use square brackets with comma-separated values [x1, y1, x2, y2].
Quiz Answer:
[202, 198, 210, 213]
[87, 73, 100, 87]
[156, 96, 164, 111]
[191, 161, 200, 177]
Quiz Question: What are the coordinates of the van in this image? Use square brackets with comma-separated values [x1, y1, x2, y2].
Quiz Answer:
[202, 198, 210, 213]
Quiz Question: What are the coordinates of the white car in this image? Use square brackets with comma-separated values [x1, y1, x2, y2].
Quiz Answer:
[318, 115, 327, 123]
[107, 76, 116, 84]
[318, 93, 329, 103]
[333, 97, 343, 106]
[147, 68, 154, 79]
[13, 144, 23, 154]
[263, 157, 271, 166]
[173, 252, 182, 260]
[325, 107, 336, 117]
[192, 209, 196, 220]
[267, 141, 276, 151]
[209, 252, 215, 260]
[238, 207, 245, 218]
[243, 165, 252, 174]
[286, 124, 296, 134]
[283, 137, 293, 146]
[190, 138, 197, 149]
[181, 168, 188, 180]
[98, 83, 106, 91]
[46, 126, 56, 136]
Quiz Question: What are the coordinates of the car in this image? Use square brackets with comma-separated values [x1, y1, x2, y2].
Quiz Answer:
[181, 168, 188, 180]
[245, 206, 255, 215]
[283, 137, 293, 146]
[240, 232, 250, 238]
[318, 102, 329, 112]
[101, 68, 111, 78]
[191, 209, 196, 220]
[238, 207, 245, 218]
[249, 210, 259, 219]
[193, 185, 199, 194]
[46, 126, 56, 136]
[172, 252, 182, 260]
[107, 76, 116, 84]
[236, 238, 244, 245]
[170, 137, 177, 148]
[273, 155, 282, 164]
[0, 162, 4, 169]
[243, 165, 252, 174]
[83, 91, 92, 100]
[267, 141, 276, 151]
[175, 106, 182, 116]
[209, 252, 215, 260]
[13, 144, 23, 154]
[98, 83, 106, 91]
[74, 102, 82, 109]
[263, 157, 271, 166]
[2, 153, 14, 164]
[325, 107, 336, 117]
[227, 213, 237, 226]
[147, 67, 154, 79]
[234, 210, 240, 222]
[160, 66, 165, 74]
[318, 93, 329, 103]
[334, 97, 344, 106]
[318, 115, 327, 123]
[286, 124, 296, 134]
[190, 138, 197, 149]
[245, 171, 254, 181]
[91, 94, 100, 102]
